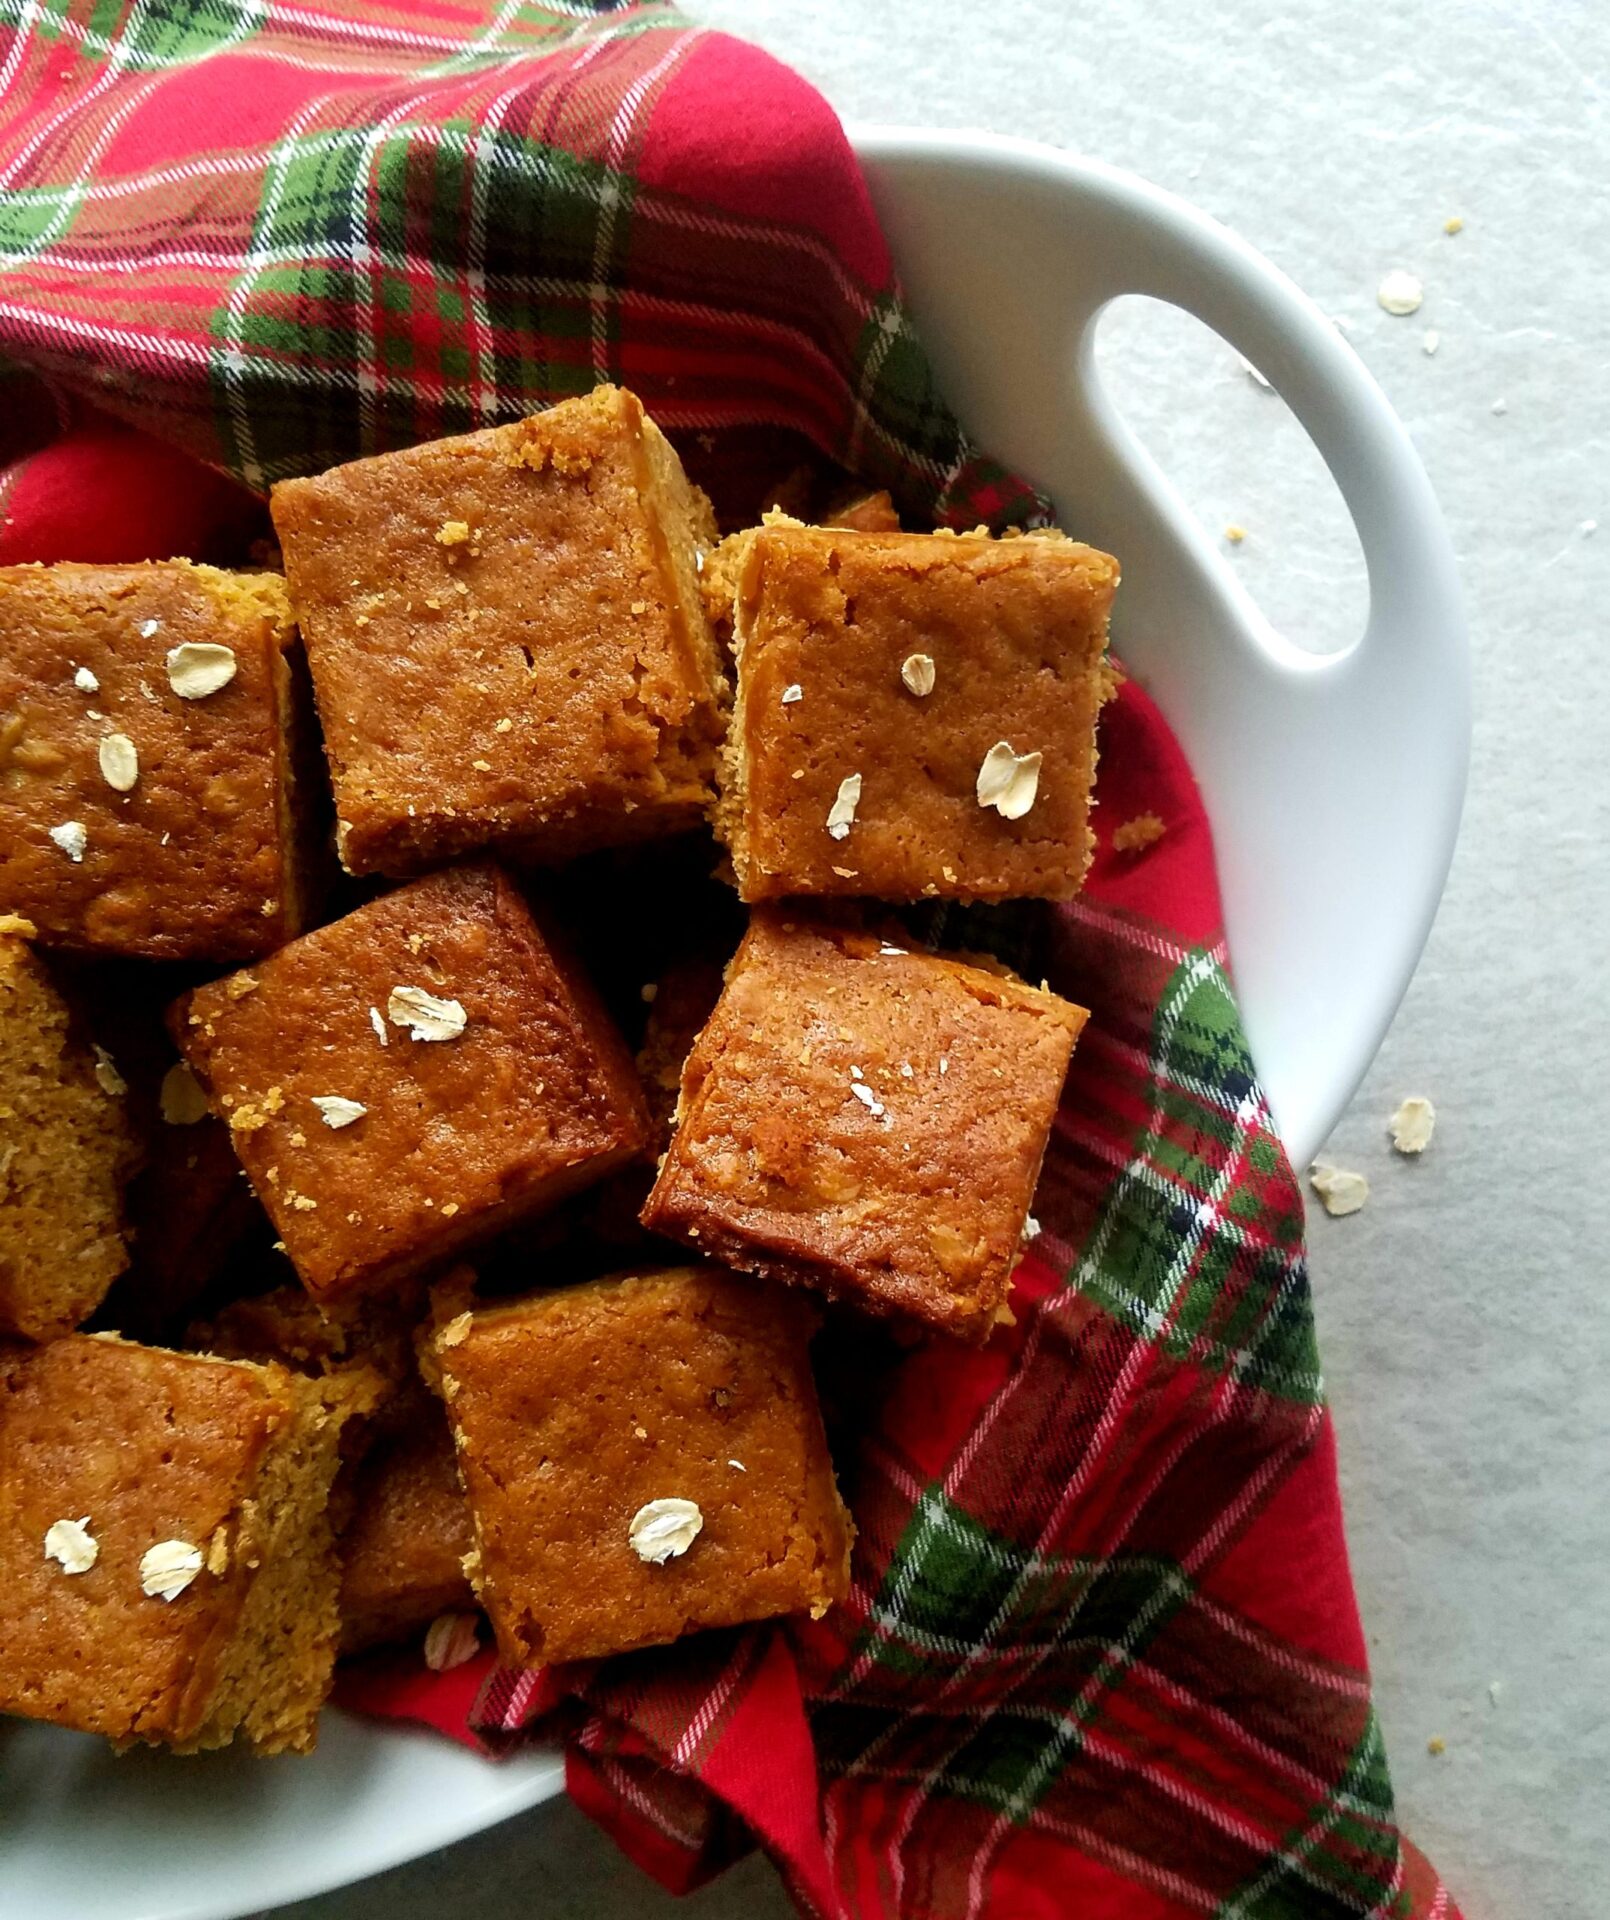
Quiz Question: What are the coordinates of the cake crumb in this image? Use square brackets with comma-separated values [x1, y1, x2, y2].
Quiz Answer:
[43, 1516, 98, 1575]
[205, 1526, 230, 1577]
[1422, 329, 1441, 356]
[1112, 812, 1166, 853]
[435, 520, 472, 547]
[628, 1498, 703, 1565]
[1427, 1735, 1447, 1756]
[1310, 1164, 1369, 1217]
[49, 821, 87, 863]
[1390, 1095, 1436, 1155]
[1443, 215, 1464, 235]
[159, 1063, 207, 1124]
[640, 982, 658, 1003]
[225, 973, 259, 1001]
[139, 1538, 204, 1602]
[1224, 523, 1247, 544]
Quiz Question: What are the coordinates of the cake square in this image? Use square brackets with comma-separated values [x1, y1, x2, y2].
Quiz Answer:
[0, 560, 311, 959]
[172, 863, 650, 1304]
[714, 523, 1119, 903]
[0, 1334, 356, 1753]
[640, 913, 1086, 1341]
[270, 385, 725, 876]
[436, 1264, 851, 1665]
[338, 1411, 476, 1655]
[0, 921, 140, 1340]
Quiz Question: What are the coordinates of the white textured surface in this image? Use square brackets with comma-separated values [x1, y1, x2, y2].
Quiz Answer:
[288, 5, 1610, 1916]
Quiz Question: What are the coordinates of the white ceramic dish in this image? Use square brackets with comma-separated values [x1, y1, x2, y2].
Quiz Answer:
[0, 128, 1468, 1920]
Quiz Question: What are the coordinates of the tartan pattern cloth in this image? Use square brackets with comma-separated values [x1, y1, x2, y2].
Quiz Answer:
[0, 5, 1458, 1916]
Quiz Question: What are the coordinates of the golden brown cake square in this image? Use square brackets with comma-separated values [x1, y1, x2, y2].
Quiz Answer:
[270, 386, 725, 876]
[0, 561, 310, 959]
[172, 863, 650, 1304]
[0, 1334, 357, 1753]
[436, 1264, 851, 1666]
[0, 922, 140, 1340]
[713, 523, 1118, 903]
[640, 913, 1086, 1341]
[338, 1411, 476, 1655]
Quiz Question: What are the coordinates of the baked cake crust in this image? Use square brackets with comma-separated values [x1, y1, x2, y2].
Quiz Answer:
[271, 386, 725, 876]
[640, 912, 1086, 1341]
[714, 523, 1118, 904]
[0, 561, 307, 959]
[437, 1264, 851, 1665]
[172, 863, 650, 1303]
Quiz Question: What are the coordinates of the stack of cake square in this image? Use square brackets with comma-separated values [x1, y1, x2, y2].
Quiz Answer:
[0, 381, 1116, 1752]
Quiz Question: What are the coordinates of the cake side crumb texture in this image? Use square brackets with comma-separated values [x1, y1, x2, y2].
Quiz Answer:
[0, 1336, 353, 1752]
[0, 933, 139, 1338]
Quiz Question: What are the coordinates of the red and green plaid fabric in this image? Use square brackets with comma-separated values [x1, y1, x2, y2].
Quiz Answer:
[0, 5, 1459, 1916]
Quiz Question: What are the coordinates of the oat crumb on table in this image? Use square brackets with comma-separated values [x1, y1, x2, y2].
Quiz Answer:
[1309, 1164, 1369, 1217]
[1389, 1094, 1436, 1155]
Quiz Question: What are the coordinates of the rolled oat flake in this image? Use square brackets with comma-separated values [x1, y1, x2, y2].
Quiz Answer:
[139, 1538, 204, 1602]
[98, 733, 139, 792]
[166, 642, 238, 700]
[628, 1497, 703, 1564]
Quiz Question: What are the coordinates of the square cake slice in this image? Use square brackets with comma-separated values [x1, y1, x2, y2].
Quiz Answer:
[270, 385, 725, 876]
[714, 522, 1119, 903]
[172, 863, 650, 1304]
[0, 921, 140, 1339]
[640, 913, 1086, 1341]
[0, 561, 310, 959]
[338, 1411, 476, 1655]
[0, 1334, 357, 1753]
[436, 1265, 851, 1665]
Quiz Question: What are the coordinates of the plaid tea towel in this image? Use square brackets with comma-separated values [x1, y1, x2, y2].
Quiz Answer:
[0, 4, 1460, 1916]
